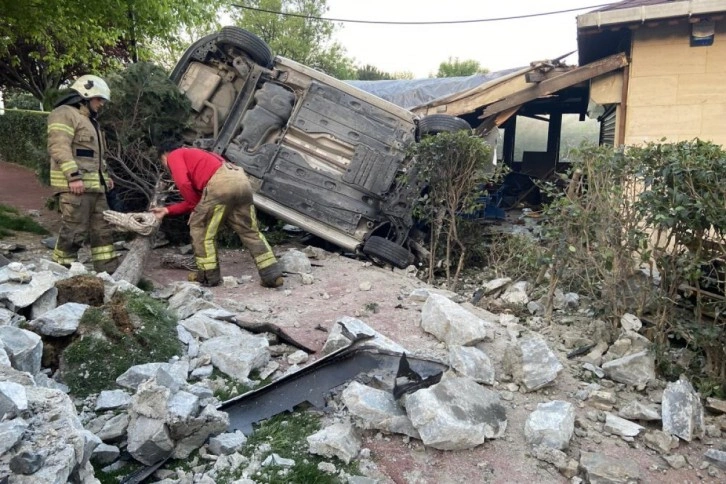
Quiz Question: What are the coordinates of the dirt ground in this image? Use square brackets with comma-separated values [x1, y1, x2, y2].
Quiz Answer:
[1, 162, 722, 484]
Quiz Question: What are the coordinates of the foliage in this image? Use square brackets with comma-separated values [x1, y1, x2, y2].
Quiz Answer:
[409, 130, 499, 289]
[215, 410, 359, 483]
[62, 291, 181, 397]
[0, 204, 49, 239]
[355, 64, 394, 81]
[94, 460, 142, 484]
[230, 0, 357, 79]
[538, 143, 653, 319]
[0, 109, 49, 183]
[100, 61, 192, 211]
[0, 0, 224, 104]
[435, 57, 489, 78]
[477, 232, 544, 281]
[538, 140, 725, 392]
[630, 139, 726, 381]
[3, 91, 42, 110]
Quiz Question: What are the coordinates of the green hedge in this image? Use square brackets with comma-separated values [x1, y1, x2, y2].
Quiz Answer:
[0, 110, 49, 184]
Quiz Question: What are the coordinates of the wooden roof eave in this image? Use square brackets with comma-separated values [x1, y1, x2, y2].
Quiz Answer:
[410, 64, 544, 117]
[478, 52, 629, 126]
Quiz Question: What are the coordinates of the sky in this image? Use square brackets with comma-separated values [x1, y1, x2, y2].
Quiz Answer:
[325, 0, 610, 78]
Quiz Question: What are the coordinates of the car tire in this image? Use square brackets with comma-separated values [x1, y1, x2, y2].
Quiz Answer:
[170, 33, 218, 83]
[217, 26, 273, 68]
[418, 114, 471, 137]
[362, 236, 412, 269]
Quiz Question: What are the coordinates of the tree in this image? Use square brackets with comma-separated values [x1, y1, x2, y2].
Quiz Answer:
[230, 0, 356, 79]
[436, 57, 489, 78]
[101, 62, 192, 212]
[355, 65, 394, 81]
[0, 0, 224, 105]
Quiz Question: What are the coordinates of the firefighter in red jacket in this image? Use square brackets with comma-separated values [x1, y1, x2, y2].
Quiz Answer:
[151, 141, 283, 288]
[47, 74, 119, 273]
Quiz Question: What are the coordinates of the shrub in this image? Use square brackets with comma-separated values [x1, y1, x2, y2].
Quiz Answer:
[539, 140, 725, 393]
[538, 143, 653, 319]
[408, 130, 501, 289]
[631, 139, 726, 382]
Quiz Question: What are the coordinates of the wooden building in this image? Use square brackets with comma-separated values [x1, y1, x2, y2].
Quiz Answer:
[578, 0, 726, 147]
[408, 0, 726, 181]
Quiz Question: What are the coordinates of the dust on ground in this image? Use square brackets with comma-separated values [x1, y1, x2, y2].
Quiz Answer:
[1, 161, 721, 484]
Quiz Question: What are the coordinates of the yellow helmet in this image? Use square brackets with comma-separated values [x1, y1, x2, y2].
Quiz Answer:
[70, 75, 111, 101]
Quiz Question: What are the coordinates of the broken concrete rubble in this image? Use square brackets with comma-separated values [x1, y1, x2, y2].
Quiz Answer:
[662, 377, 705, 442]
[601, 350, 655, 387]
[580, 451, 641, 483]
[503, 334, 563, 392]
[0, 249, 724, 483]
[524, 400, 575, 450]
[306, 422, 361, 464]
[420, 293, 494, 346]
[342, 381, 420, 438]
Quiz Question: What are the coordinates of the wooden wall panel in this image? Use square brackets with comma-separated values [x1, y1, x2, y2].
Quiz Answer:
[590, 71, 623, 104]
[701, 104, 726, 147]
[631, 41, 708, 77]
[677, 73, 726, 103]
[626, 105, 701, 139]
[627, 76, 677, 106]
[623, 20, 726, 147]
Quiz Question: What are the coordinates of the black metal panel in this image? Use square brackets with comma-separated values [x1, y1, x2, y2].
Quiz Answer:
[224, 142, 278, 179]
[343, 145, 400, 196]
[599, 105, 617, 147]
[292, 81, 412, 153]
[260, 147, 381, 234]
[218, 342, 448, 435]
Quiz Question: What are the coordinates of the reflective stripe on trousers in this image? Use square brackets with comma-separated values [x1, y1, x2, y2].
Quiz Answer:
[189, 163, 277, 272]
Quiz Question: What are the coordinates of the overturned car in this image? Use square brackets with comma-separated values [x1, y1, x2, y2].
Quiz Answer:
[171, 26, 470, 268]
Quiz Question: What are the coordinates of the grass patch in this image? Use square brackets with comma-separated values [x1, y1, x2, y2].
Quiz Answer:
[93, 460, 142, 484]
[217, 411, 360, 484]
[210, 368, 272, 402]
[0, 203, 49, 238]
[62, 290, 181, 397]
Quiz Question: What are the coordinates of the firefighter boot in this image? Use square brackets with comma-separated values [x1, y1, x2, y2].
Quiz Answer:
[94, 257, 120, 275]
[198, 268, 222, 287]
[258, 262, 283, 288]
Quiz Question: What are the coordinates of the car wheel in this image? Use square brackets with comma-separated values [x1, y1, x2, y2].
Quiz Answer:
[170, 33, 218, 83]
[362, 236, 412, 269]
[217, 26, 273, 68]
[418, 114, 471, 138]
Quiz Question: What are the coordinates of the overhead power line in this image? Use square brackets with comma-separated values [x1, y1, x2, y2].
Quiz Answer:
[229, 3, 615, 25]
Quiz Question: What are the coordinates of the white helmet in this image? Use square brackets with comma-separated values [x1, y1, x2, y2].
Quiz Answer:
[70, 75, 111, 101]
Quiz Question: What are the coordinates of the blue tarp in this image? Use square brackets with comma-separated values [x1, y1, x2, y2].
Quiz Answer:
[346, 67, 524, 110]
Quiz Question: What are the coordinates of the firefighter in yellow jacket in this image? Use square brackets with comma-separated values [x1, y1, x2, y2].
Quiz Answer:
[47, 75, 119, 273]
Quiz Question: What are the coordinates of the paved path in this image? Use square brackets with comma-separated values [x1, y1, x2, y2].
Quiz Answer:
[0, 161, 55, 212]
